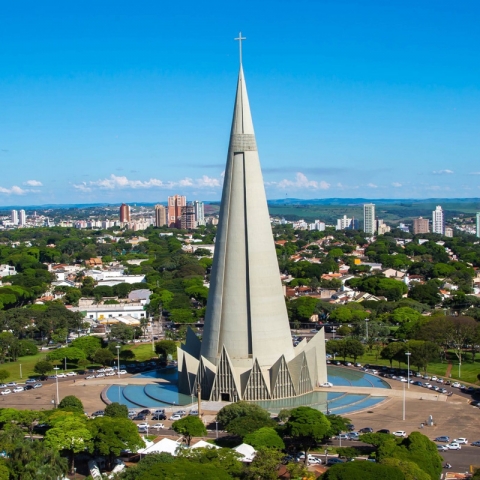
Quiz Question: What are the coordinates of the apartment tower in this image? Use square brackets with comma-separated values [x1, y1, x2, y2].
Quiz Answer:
[167, 195, 186, 228]
[413, 217, 429, 235]
[363, 204, 376, 235]
[432, 205, 444, 235]
[119, 204, 131, 223]
[154, 205, 166, 227]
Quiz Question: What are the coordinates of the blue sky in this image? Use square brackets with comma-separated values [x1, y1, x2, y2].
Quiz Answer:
[1, 0, 479, 206]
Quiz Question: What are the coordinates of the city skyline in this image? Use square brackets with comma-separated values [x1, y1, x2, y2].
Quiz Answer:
[1, 1, 480, 206]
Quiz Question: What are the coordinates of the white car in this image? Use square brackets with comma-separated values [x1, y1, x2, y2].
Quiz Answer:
[137, 423, 149, 429]
[56, 373, 67, 378]
[66, 372, 77, 376]
[1, 389, 11, 395]
[452, 382, 461, 388]
[85, 375, 95, 379]
[12, 387, 24, 393]
[104, 368, 114, 372]
[320, 382, 333, 388]
[170, 414, 182, 421]
[97, 369, 105, 373]
[118, 370, 127, 375]
[447, 443, 461, 450]
[105, 372, 115, 376]
[95, 373, 105, 378]
[453, 438, 468, 445]
[152, 423, 165, 430]
[393, 431, 406, 437]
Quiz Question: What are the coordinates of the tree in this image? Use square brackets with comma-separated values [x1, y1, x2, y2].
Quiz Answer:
[71, 335, 102, 358]
[58, 395, 84, 412]
[217, 401, 272, 429]
[243, 427, 285, 450]
[92, 348, 114, 366]
[177, 447, 244, 478]
[406, 340, 440, 372]
[46, 347, 86, 362]
[344, 339, 365, 362]
[380, 458, 430, 480]
[284, 407, 331, 464]
[34, 360, 53, 375]
[104, 402, 129, 419]
[0, 370, 9, 383]
[44, 413, 92, 474]
[87, 416, 145, 469]
[246, 447, 284, 480]
[380, 343, 405, 368]
[445, 316, 477, 367]
[325, 415, 351, 438]
[171, 415, 207, 446]
[155, 340, 177, 360]
[320, 461, 404, 480]
[109, 323, 135, 342]
[289, 297, 319, 323]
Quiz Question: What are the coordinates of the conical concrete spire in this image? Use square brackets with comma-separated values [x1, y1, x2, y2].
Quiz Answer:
[201, 67, 295, 367]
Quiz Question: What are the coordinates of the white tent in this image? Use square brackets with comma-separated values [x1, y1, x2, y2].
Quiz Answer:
[138, 438, 182, 456]
[190, 440, 220, 450]
[233, 443, 256, 463]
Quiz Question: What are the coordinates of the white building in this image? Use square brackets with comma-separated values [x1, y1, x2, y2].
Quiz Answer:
[432, 205, 444, 235]
[445, 227, 453, 237]
[476, 212, 480, 238]
[69, 303, 148, 321]
[363, 204, 375, 235]
[193, 200, 205, 226]
[336, 215, 357, 231]
[11, 210, 18, 225]
[19, 210, 26, 226]
[0, 265, 16, 277]
[309, 220, 326, 231]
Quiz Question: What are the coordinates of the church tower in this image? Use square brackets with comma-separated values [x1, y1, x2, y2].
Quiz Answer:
[178, 36, 327, 402]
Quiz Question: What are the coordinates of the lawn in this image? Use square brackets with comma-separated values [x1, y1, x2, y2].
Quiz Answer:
[129, 343, 159, 362]
[0, 351, 50, 382]
[345, 350, 480, 385]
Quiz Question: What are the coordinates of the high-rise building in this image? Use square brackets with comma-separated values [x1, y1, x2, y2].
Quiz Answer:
[376, 219, 391, 235]
[167, 195, 187, 228]
[432, 205, 444, 235]
[180, 204, 196, 229]
[413, 217, 429, 235]
[363, 204, 375, 235]
[11, 210, 18, 225]
[309, 220, 325, 231]
[18, 210, 26, 226]
[178, 60, 326, 402]
[193, 200, 205, 226]
[336, 215, 357, 230]
[476, 213, 480, 238]
[119, 204, 130, 223]
[155, 205, 166, 227]
[445, 227, 453, 237]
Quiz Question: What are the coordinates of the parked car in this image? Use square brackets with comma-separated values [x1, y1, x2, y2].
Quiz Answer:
[346, 424, 355, 432]
[33, 383, 43, 389]
[326, 458, 344, 466]
[105, 372, 115, 376]
[0, 384, 7, 389]
[0, 389, 11, 395]
[435, 436, 450, 442]
[393, 431, 406, 437]
[95, 373, 105, 378]
[152, 423, 165, 430]
[436, 445, 448, 451]
[118, 370, 127, 375]
[85, 375, 95, 380]
[66, 372, 77, 376]
[23, 385, 34, 391]
[6, 382, 16, 387]
[133, 414, 147, 421]
[12, 387, 24, 393]
[471, 440, 480, 447]
[348, 432, 359, 440]
[152, 413, 167, 421]
[153, 409, 165, 415]
[25, 379, 37, 384]
[447, 443, 461, 450]
[137, 423, 149, 429]
[377, 429, 390, 434]
[170, 414, 182, 421]
[453, 438, 468, 444]
[320, 382, 333, 388]
[359, 427, 373, 433]
[139, 409, 151, 415]
[91, 410, 105, 418]
[56, 373, 67, 378]
[337, 434, 350, 441]
[452, 382, 461, 388]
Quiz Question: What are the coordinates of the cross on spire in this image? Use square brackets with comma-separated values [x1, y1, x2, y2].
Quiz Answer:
[234, 32, 246, 65]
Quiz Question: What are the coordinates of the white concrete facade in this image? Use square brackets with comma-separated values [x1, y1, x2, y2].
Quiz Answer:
[432, 205, 444, 235]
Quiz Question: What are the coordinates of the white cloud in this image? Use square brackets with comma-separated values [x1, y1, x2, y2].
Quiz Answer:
[367, 183, 378, 188]
[277, 172, 330, 190]
[0, 185, 27, 195]
[73, 174, 221, 192]
[432, 169, 454, 175]
[470, 172, 480, 175]
[23, 180, 43, 187]
[392, 182, 402, 187]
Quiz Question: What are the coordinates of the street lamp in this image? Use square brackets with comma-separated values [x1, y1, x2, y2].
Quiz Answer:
[116, 345, 121, 379]
[19, 364, 22, 379]
[405, 352, 411, 390]
[365, 319, 370, 343]
[402, 381, 406, 421]
[53, 367, 60, 407]
[215, 421, 218, 439]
